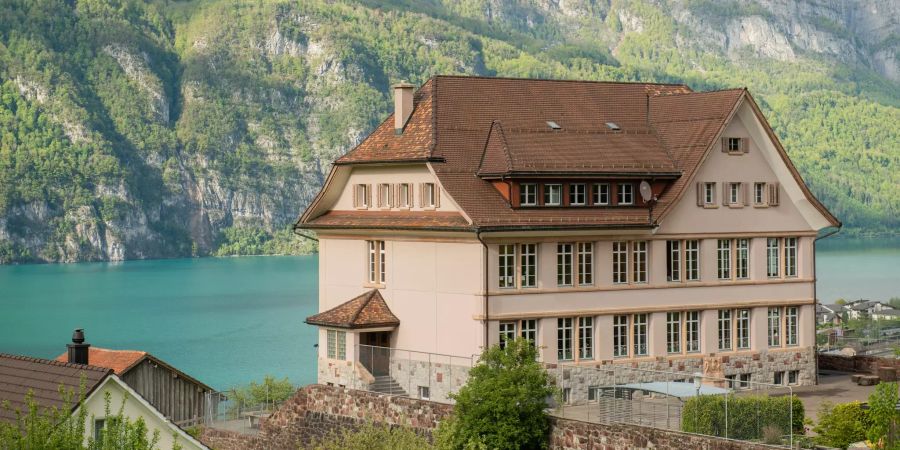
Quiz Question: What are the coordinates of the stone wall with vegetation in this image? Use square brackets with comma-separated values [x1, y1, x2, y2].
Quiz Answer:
[819, 353, 900, 374]
[201, 384, 794, 450]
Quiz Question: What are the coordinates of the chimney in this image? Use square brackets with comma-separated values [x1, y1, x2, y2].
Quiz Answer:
[67, 328, 90, 365]
[393, 81, 415, 134]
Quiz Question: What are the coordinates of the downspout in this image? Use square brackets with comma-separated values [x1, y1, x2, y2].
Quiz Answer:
[477, 229, 489, 350]
[813, 225, 841, 385]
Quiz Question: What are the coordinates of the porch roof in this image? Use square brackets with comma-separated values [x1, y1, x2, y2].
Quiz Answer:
[305, 289, 400, 330]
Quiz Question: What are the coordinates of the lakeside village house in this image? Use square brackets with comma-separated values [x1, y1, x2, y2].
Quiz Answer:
[296, 76, 841, 403]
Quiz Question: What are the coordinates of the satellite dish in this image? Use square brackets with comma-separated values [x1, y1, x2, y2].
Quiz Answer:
[639, 181, 653, 202]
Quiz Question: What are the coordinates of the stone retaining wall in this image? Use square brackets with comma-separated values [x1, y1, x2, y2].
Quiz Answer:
[819, 353, 900, 374]
[200, 384, 796, 450]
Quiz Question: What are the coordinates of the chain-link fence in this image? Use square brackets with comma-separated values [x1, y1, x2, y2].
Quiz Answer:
[354, 344, 475, 403]
[551, 364, 798, 447]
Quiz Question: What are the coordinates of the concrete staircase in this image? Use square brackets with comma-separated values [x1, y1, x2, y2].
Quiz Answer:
[368, 375, 407, 396]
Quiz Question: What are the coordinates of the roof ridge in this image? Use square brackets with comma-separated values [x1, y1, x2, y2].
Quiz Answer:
[0, 353, 111, 373]
[651, 87, 746, 98]
[432, 74, 690, 88]
[348, 289, 377, 326]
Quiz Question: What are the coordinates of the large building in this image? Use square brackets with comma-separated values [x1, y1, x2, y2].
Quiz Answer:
[296, 76, 840, 402]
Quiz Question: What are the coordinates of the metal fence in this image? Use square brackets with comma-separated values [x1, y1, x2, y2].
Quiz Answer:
[200, 386, 298, 435]
[551, 364, 797, 448]
[822, 334, 900, 357]
[353, 344, 476, 402]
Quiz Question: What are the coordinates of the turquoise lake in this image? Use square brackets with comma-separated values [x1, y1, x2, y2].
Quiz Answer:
[0, 239, 897, 391]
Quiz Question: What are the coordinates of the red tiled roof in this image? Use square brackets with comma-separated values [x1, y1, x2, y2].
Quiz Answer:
[304, 210, 471, 230]
[305, 290, 400, 329]
[300, 75, 839, 230]
[55, 347, 146, 375]
[0, 353, 111, 424]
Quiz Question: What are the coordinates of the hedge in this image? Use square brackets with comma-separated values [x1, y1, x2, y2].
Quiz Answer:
[681, 394, 804, 441]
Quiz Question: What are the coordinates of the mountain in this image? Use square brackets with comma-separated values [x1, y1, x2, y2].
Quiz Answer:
[0, 0, 897, 263]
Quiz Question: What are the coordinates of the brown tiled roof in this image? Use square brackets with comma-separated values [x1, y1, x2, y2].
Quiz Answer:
[305, 290, 399, 329]
[300, 75, 839, 230]
[55, 348, 146, 375]
[0, 353, 111, 424]
[303, 210, 471, 230]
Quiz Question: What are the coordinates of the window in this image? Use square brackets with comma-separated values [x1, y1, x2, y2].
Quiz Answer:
[592, 183, 610, 205]
[367, 241, 385, 284]
[717, 239, 732, 280]
[738, 373, 751, 390]
[736, 309, 750, 350]
[557, 243, 573, 286]
[520, 244, 537, 288]
[786, 307, 798, 346]
[633, 314, 648, 356]
[617, 183, 634, 205]
[499, 321, 517, 349]
[632, 241, 647, 283]
[774, 371, 785, 385]
[327, 329, 346, 359]
[666, 240, 681, 282]
[754, 182, 766, 206]
[579, 317, 593, 359]
[577, 243, 593, 286]
[613, 315, 628, 357]
[768, 307, 781, 347]
[685, 240, 700, 281]
[729, 183, 741, 205]
[736, 239, 750, 279]
[562, 388, 571, 404]
[544, 184, 561, 206]
[788, 370, 799, 385]
[558, 318, 573, 361]
[520, 183, 537, 206]
[355, 184, 369, 208]
[498, 244, 516, 288]
[785, 237, 798, 277]
[767, 238, 781, 278]
[94, 419, 106, 441]
[613, 242, 628, 284]
[685, 311, 700, 352]
[521, 319, 538, 346]
[423, 183, 437, 208]
[398, 183, 411, 208]
[727, 137, 742, 152]
[569, 183, 586, 205]
[666, 312, 681, 354]
[718, 310, 732, 351]
[703, 182, 716, 205]
[588, 386, 600, 402]
[725, 374, 736, 389]
[418, 386, 430, 400]
[378, 183, 393, 208]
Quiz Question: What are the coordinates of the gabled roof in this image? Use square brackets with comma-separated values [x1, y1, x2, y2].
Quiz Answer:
[305, 289, 399, 329]
[299, 75, 839, 231]
[54, 348, 214, 392]
[0, 353, 112, 424]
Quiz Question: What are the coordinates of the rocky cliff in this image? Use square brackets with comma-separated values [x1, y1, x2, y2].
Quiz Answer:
[0, 0, 896, 263]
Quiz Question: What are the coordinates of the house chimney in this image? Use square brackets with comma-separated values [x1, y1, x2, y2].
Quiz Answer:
[393, 81, 415, 134]
[67, 328, 90, 365]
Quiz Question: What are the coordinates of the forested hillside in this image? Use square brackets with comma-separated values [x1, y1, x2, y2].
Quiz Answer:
[0, 0, 897, 263]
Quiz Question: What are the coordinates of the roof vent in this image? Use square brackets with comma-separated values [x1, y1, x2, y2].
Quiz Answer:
[546, 121, 561, 130]
[606, 122, 621, 131]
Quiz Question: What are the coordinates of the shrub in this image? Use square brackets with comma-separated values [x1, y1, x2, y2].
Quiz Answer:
[435, 338, 555, 450]
[681, 393, 803, 441]
[867, 382, 900, 448]
[312, 421, 429, 450]
[813, 401, 870, 449]
[225, 375, 295, 417]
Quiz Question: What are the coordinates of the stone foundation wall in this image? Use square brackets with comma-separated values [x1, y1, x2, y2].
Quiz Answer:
[388, 357, 471, 403]
[819, 353, 900, 374]
[550, 347, 816, 404]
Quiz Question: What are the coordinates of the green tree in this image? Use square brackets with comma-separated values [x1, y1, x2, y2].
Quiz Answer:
[226, 375, 295, 417]
[813, 401, 870, 449]
[867, 382, 900, 449]
[435, 338, 555, 450]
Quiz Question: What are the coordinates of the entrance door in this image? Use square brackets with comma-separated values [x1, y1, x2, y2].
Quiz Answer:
[359, 331, 391, 376]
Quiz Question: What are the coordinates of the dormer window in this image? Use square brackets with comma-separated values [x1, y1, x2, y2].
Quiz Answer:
[354, 184, 370, 209]
[592, 183, 610, 205]
[544, 184, 561, 206]
[520, 183, 537, 206]
[569, 183, 586, 206]
[398, 183, 411, 208]
[422, 183, 437, 208]
[378, 183, 393, 209]
[617, 183, 634, 205]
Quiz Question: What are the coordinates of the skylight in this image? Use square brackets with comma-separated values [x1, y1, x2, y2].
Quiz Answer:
[546, 121, 561, 130]
[606, 122, 621, 131]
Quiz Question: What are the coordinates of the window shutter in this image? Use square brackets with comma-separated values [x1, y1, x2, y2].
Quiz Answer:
[366, 184, 372, 208]
[435, 186, 441, 208]
[742, 182, 749, 206]
[722, 182, 728, 206]
[394, 184, 400, 208]
[741, 138, 750, 154]
[769, 182, 780, 206]
[376, 184, 383, 208]
[418, 183, 424, 208]
[696, 182, 703, 206]
[352, 184, 359, 208]
[721, 137, 729, 153]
